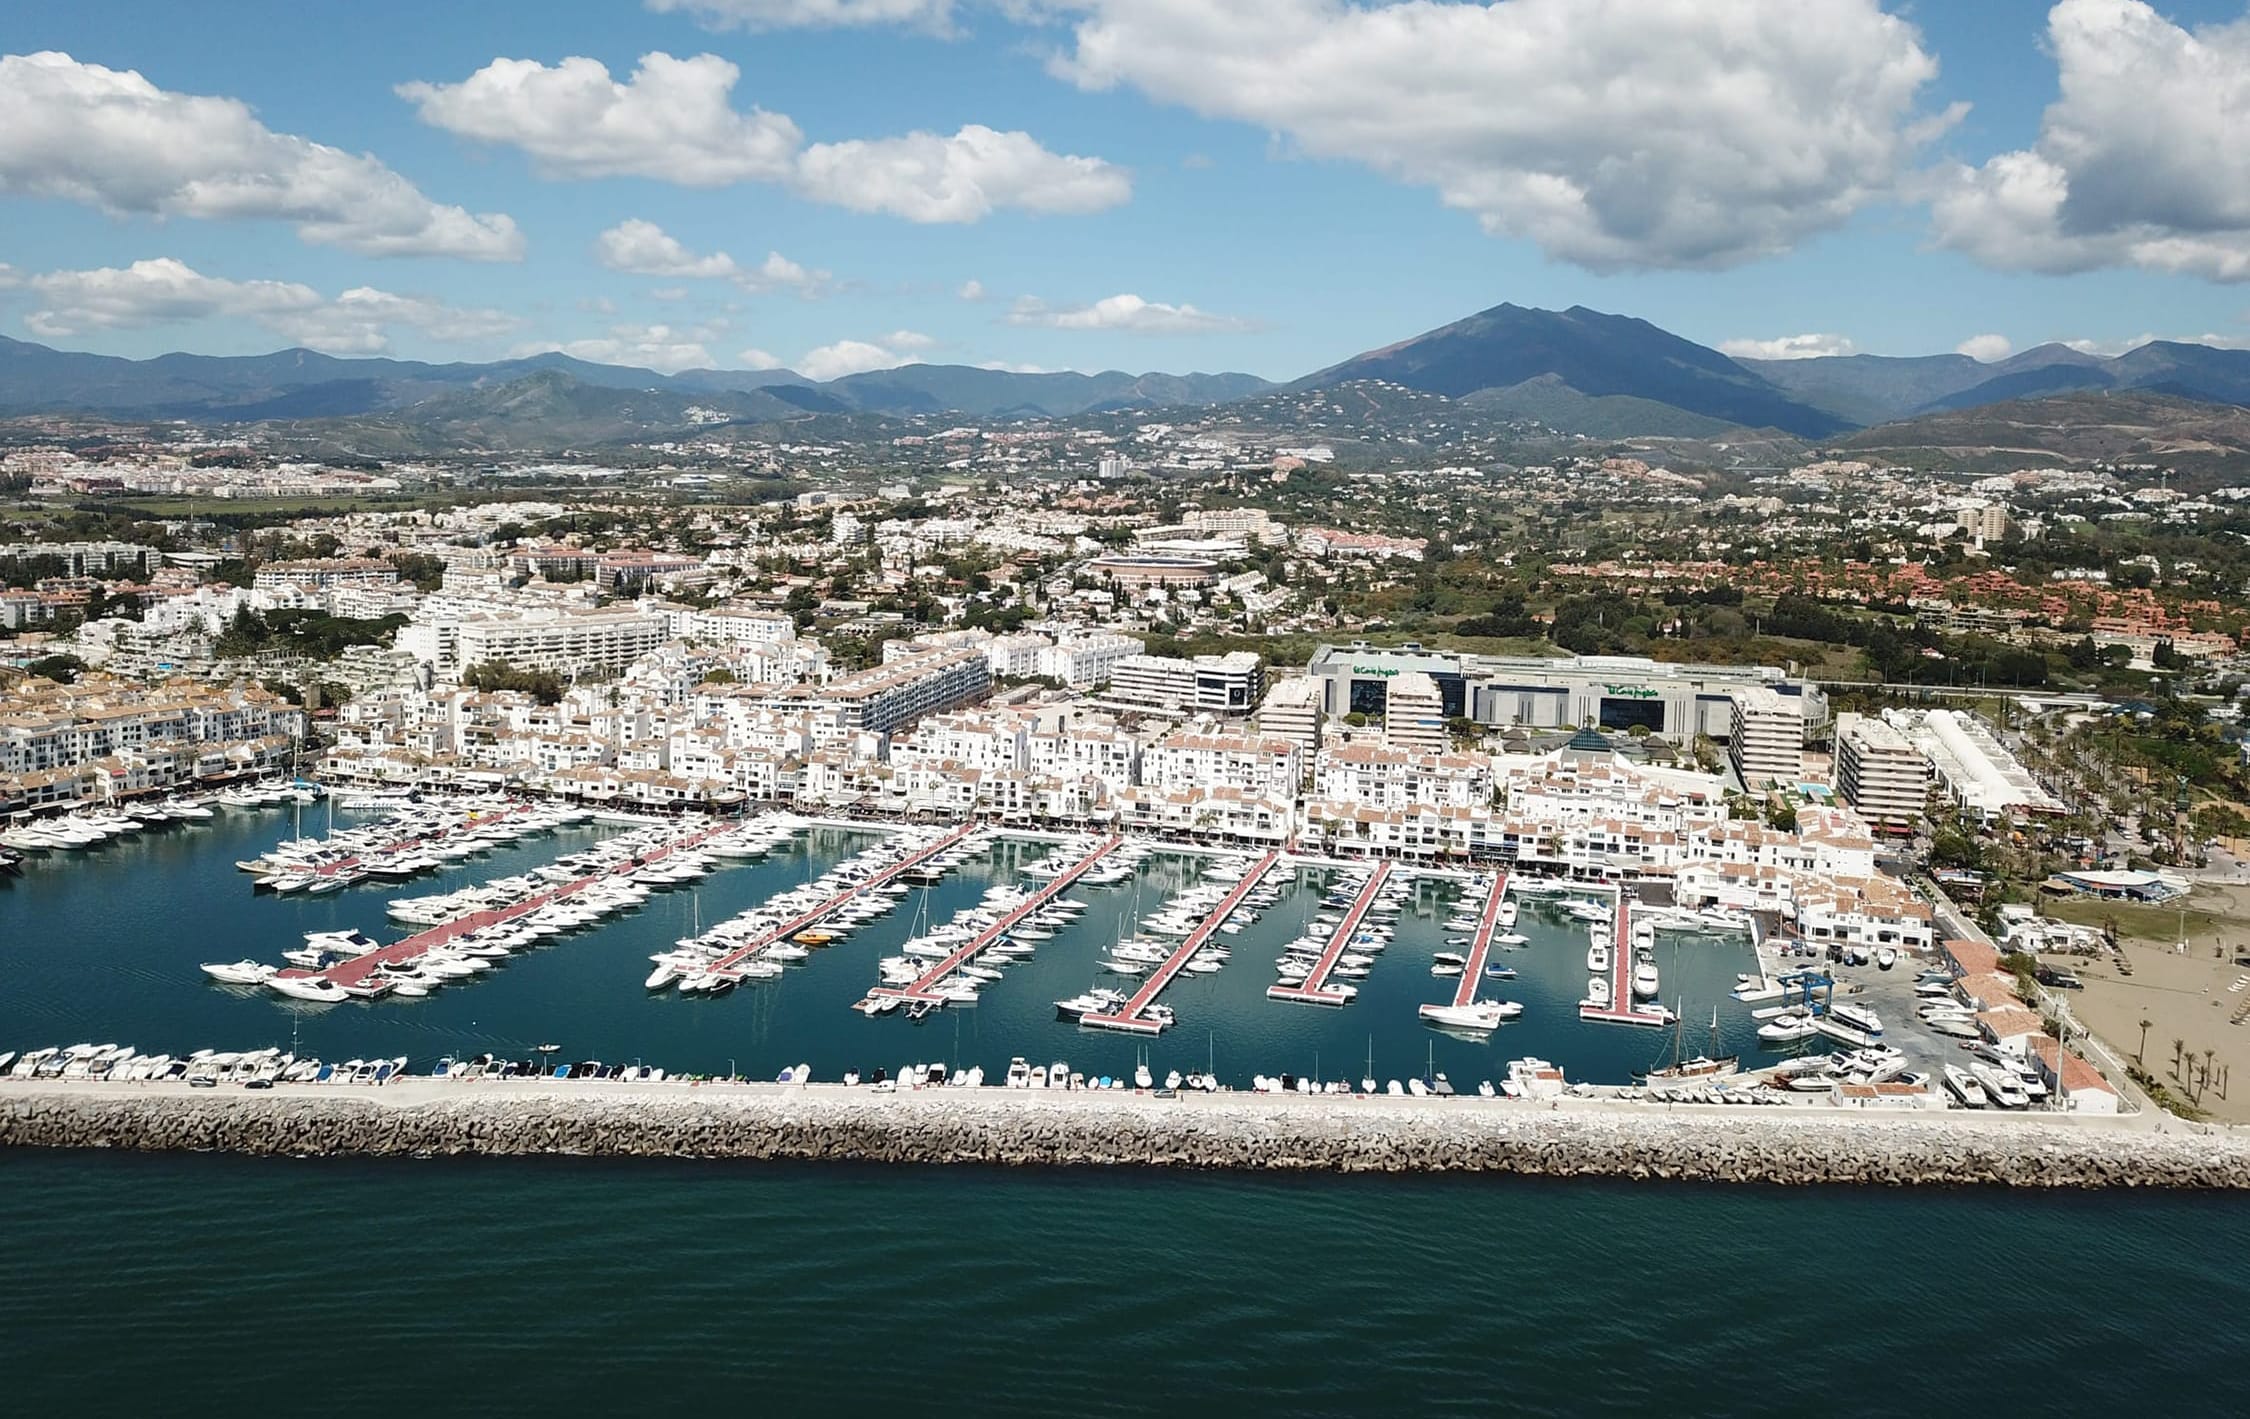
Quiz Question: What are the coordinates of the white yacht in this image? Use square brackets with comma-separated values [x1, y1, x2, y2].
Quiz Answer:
[1583, 977, 1612, 1010]
[267, 976, 350, 1003]
[1942, 1063, 1988, 1108]
[1587, 942, 1611, 974]
[200, 960, 276, 985]
[1418, 999, 1521, 1032]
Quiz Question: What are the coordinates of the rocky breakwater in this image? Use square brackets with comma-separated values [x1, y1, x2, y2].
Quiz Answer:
[5, 1084, 2250, 1188]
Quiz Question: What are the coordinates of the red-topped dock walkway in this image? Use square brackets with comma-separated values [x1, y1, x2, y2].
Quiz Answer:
[1577, 891, 1672, 1028]
[1084, 850, 1283, 1035]
[289, 818, 734, 988]
[1418, 868, 1509, 1023]
[701, 820, 981, 978]
[863, 834, 1123, 1008]
[1269, 860, 1392, 1007]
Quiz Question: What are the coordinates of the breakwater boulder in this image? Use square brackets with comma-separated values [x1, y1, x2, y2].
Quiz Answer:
[4, 1086, 2246, 1189]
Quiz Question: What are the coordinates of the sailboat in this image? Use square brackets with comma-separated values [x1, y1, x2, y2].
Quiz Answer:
[1638, 1002, 1741, 1083]
[1361, 1035, 1376, 1095]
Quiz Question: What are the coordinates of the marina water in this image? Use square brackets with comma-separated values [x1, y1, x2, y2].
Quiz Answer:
[2, 808, 1764, 1087]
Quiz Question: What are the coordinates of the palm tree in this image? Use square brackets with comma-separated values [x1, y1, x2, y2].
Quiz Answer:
[2138, 1016, 2153, 1063]
[2202, 1049, 2218, 1100]
[2173, 1037, 2186, 1077]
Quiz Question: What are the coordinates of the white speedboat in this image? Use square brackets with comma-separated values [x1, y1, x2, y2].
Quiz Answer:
[1757, 1010, 1820, 1043]
[1418, 999, 1521, 1032]
[1587, 942, 1610, 974]
[1583, 977, 1612, 1009]
[1632, 960, 1660, 1000]
[267, 977, 350, 1003]
[200, 960, 276, 985]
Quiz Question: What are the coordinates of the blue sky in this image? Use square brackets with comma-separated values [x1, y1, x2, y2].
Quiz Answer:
[3, 0, 2249, 380]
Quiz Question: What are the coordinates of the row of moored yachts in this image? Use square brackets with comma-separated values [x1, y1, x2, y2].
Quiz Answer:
[237, 800, 593, 895]
[646, 825, 971, 996]
[1, 1043, 405, 1086]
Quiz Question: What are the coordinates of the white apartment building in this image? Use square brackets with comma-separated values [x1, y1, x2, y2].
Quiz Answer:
[1384, 670, 1447, 754]
[1107, 651, 1262, 717]
[1887, 708, 2063, 823]
[1255, 675, 1324, 749]
[1834, 713, 1932, 832]
[1139, 730, 1302, 799]
[1312, 742, 1492, 810]
[447, 608, 670, 680]
[253, 558, 399, 591]
[1728, 686, 1804, 787]
[1036, 633, 1143, 689]
[1026, 723, 1140, 794]
[815, 647, 991, 737]
[890, 711, 1030, 775]
[686, 606, 798, 646]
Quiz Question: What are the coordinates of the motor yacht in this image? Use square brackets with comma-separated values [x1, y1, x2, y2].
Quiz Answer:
[1418, 999, 1521, 1032]
[200, 959, 277, 985]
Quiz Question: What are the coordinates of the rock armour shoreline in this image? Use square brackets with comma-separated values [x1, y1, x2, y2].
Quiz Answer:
[6, 1089, 2250, 1188]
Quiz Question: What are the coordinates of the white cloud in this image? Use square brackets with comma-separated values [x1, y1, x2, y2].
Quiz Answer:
[593, 218, 744, 279]
[401, 53, 802, 186]
[879, 329, 936, 350]
[1718, 332, 1857, 361]
[645, 0, 956, 32]
[1046, 0, 1951, 270]
[748, 250, 833, 296]
[518, 322, 720, 373]
[1957, 334, 2014, 362]
[793, 124, 1131, 221]
[20, 257, 517, 355]
[647, 287, 691, 302]
[799, 337, 920, 379]
[403, 52, 1128, 222]
[1930, 1, 2250, 280]
[593, 219, 833, 297]
[0, 51, 521, 260]
[958, 278, 987, 302]
[1008, 292, 1250, 333]
[0, 264, 20, 291]
[737, 347, 784, 369]
[25, 259, 319, 337]
[979, 359, 1057, 373]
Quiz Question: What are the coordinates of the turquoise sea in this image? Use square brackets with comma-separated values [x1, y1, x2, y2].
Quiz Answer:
[6, 808, 2248, 1414]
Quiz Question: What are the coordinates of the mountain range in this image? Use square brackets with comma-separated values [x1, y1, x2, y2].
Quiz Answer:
[8, 302, 2250, 453]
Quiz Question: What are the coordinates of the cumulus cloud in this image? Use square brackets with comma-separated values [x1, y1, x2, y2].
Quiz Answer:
[403, 52, 1128, 222]
[798, 337, 924, 379]
[958, 278, 987, 302]
[1717, 333, 1857, 361]
[1008, 292, 1251, 333]
[645, 0, 956, 31]
[593, 218, 744, 279]
[1957, 334, 2014, 362]
[736, 347, 784, 369]
[0, 51, 521, 261]
[0, 264, 20, 291]
[19, 257, 517, 354]
[1044, 0, 1951, 270]
[592, 219, 834, 297]
[1931, 1, 2250, 280]
[793, 125, 1131, 221]
[517, 322, 721, 373]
